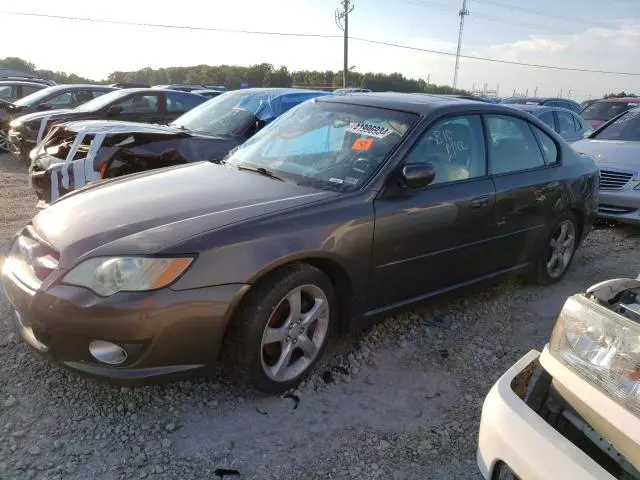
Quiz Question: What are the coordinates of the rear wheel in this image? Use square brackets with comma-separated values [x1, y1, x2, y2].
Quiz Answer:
[225, 263, 336, 393]
[0, 130, 9, 153]
[534, 212, 578, 285]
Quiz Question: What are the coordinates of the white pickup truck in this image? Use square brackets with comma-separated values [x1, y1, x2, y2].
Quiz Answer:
[478, 278, 640, 480]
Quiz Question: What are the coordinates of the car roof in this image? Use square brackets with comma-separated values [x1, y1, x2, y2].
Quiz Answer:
[316, 92, 518, 115]
[599, 97, 640, 103]
[38, 84, 116, 93]
[0, 80, 47, 87]
[505, 104, 577, 114]
[230, 87, 330, 97]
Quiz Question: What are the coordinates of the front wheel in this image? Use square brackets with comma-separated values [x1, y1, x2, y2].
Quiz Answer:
[534, 212, 578, 285]
[225, 263, 336, 393]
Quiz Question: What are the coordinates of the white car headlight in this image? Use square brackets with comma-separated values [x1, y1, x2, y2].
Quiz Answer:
[550, 294, 640, 417]
[9, 119, 22, 129]
[63, 257, 193, 297]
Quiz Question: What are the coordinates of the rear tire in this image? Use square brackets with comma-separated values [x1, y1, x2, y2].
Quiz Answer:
[533, 212, 578, 285]
[224, 263, 336, 394]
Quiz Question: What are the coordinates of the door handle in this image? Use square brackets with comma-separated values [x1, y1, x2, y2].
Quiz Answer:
[470, 195, 490, 209]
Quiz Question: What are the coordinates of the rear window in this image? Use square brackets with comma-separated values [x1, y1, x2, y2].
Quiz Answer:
[166, 91, 206, 112]
[581, 101, 638, 121]
[593, 109, 640, 141]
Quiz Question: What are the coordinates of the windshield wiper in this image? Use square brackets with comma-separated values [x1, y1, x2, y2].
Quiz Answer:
[234, 164, 287, 182]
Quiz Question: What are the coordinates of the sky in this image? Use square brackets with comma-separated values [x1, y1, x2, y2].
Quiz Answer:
[1, 0, 639, 100]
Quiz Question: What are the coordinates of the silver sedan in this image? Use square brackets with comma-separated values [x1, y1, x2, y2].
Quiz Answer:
[573, 108, 640, 224]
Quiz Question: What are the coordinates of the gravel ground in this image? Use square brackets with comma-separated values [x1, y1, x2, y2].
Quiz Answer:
[1, 152, 639, 479]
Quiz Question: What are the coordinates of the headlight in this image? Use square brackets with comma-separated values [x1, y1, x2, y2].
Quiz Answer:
[63, 257, 193, 296]
[9, 119, 22, 129]
[550, 294, 640, 417]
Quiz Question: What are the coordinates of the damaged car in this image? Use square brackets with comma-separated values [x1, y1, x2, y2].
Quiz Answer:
[478, 277, 640, 479]
[29, 88, 330, 206]
[3, 94, 598, 393]
[1, 84, 116, 160]
[8, 88, 207, 163]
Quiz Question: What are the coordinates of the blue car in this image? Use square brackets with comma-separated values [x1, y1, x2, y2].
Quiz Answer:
[29, 88, 331, 205]
[504, 104, 593, 143]
[500, 97, 582, 114]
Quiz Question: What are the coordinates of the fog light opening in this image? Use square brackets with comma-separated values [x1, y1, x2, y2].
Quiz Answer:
[89, 340, 127, 365]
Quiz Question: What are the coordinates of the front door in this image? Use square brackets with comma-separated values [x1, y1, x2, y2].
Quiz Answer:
[484, 114, 563, 271]
[370, 115, 497, 310]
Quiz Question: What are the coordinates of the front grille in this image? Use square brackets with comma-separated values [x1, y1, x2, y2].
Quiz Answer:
[598, 204, 637, 215]
[599, 169, 633, 190]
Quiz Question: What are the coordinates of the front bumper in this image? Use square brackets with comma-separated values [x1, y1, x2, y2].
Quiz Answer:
[598, 188, 640, 225]
[477, 350, 615, 480]
[2, 261, 249, 382]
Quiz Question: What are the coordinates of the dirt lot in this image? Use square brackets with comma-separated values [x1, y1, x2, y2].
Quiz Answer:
[0, 152, 638, 479]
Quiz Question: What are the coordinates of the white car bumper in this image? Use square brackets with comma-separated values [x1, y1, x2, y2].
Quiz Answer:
[477, 349, 614, 480]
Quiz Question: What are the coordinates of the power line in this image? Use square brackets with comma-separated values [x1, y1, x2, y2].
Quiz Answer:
[396, 0, 576, 34]
[4, 11, 344, 39]
[470, 0, 613, 29]
[5, 11, 640, 77]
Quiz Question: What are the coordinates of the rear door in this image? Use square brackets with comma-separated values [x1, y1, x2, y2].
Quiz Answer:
[485, 114, 563, 271]
[370, 114, 497, 309]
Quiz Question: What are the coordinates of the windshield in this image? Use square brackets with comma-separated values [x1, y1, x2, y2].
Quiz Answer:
[13, 87, 60, 107]
[593, 109, 640, 141]
[225, 100, 418, 192]
[581, 101, 637, 121]
[75, 89, 131, 111]
[171, 90, 269, 137]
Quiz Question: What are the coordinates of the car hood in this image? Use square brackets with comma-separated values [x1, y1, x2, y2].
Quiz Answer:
[15, 109, 78, 125]
[32, 162, 337, 268]
[60, 119, 184, 136]
[572, 139, 640, 171]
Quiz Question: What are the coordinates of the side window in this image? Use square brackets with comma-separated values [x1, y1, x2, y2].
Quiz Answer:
[557, 111, 577, 134]
[404, 115, 486, 185]
[166, 92, 204, 112]
[44, 92, 73, 107]
[571, 114, 583, 131]
[91, 90, 109, 99]
[115, 94, 159, 113]
[22, 85, 42, 96]
[0, 86, 16, 100]
[73, 90, 96, 105]
[485, 115, 546, 175]
[538, 112, 555, 129]
[531, 125, 559, 165]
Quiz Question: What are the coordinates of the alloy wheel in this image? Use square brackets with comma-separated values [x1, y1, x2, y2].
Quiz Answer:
[546, 219, 576, 279]
[0, 130, 9, 152]
[260, 284, 330, 383]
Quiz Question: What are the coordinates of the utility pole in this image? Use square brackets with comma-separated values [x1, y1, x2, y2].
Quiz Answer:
[335, 0, 354, 88]
[453, 0, 469, 89]
[534, 86, 538, 98]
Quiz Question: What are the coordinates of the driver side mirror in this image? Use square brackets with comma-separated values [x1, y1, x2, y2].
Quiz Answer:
[402, 164, 435, 189]
[107, 105, 124, 117]
[255, 119, 267, 132]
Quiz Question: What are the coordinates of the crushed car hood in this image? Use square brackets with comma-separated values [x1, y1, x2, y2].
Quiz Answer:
[16, 109, 78, 124]
[59, 119, 186, 136]
[572, 139, 640, 171]
[32, 162, 337, 268]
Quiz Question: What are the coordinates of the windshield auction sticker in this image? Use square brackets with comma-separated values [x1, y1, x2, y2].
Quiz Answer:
[346, 123, 392, 138]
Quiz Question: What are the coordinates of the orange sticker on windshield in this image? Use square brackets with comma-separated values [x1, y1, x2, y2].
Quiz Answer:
[352, 138, 373, 151]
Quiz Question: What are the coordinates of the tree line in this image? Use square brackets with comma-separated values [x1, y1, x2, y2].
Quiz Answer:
[1, 57, 469, 94]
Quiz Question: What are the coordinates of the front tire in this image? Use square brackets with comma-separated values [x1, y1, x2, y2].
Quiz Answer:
[225, 263, 336, 393]
[534, 212, 578, 285]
